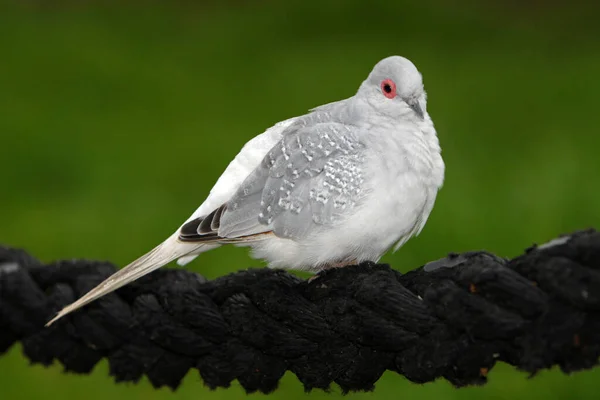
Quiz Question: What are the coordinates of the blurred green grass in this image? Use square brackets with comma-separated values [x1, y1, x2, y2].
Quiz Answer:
[1, 0, 600, 399]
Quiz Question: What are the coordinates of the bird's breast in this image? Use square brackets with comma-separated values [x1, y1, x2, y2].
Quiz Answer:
[356, 122, 443, 238]
[362, 118, 444, 188]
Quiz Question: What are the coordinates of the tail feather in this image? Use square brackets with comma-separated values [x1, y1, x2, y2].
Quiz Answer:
[46, 234, 199, 326]
[176, 254, 198, 266]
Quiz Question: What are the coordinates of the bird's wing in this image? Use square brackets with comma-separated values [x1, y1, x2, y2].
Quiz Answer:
[182, 117, 298, 224]
[182, 96, 356, 227]
[179, 120, 367, 242]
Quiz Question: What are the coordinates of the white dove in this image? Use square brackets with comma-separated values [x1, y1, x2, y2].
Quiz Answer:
[47, 55, 445, 326]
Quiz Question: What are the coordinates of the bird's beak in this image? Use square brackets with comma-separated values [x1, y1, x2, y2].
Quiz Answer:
[407, 99, 424, 119]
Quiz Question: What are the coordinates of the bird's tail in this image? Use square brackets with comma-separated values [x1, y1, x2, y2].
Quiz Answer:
[46, 233, 200, 326]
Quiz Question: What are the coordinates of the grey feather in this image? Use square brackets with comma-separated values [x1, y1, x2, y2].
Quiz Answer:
[218, 110, 366, 240]
[272, 178, 313, 238]
[210, 205, 225, 231]
[218, 190, 263, 237]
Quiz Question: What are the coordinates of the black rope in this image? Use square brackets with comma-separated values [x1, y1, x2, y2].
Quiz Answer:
[1, 229, 599, 394]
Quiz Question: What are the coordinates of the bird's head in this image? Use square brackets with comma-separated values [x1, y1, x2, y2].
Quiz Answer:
[357, 56, 427, 121]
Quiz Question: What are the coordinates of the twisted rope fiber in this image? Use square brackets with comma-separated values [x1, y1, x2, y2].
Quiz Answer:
[1, 230, 600, 393]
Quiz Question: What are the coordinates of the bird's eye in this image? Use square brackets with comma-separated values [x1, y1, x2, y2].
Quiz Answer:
[381, 79, 397, 99]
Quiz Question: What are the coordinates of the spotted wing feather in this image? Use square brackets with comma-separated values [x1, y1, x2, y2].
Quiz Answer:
[216, 121, 366, 240]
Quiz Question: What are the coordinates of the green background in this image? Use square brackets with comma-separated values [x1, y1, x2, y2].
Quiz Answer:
[1, 1, 600, 399]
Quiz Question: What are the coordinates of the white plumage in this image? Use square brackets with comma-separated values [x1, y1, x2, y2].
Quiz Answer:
[47, 55, 445, 325]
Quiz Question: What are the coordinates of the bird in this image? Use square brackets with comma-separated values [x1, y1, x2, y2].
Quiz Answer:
[46, 55, 445, 326]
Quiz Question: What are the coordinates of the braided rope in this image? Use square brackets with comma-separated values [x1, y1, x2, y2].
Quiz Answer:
[1, 229, 599, 393]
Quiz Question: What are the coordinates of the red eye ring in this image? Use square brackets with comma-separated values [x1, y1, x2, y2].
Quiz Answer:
[381, 79, 397, 99]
